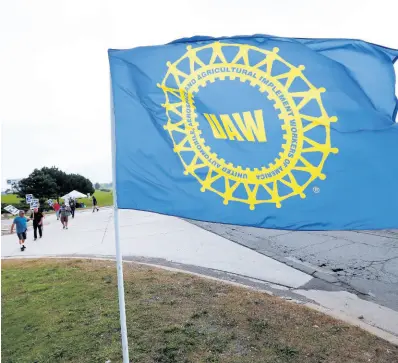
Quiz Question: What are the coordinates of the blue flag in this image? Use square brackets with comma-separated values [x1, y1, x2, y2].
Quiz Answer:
[109, 35, 398, 230]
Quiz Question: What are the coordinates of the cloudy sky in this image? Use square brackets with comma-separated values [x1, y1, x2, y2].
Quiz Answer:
[1, 0, 397, 189]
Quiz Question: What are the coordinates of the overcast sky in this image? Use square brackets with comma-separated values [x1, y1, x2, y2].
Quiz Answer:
[1, 0, 397, 189]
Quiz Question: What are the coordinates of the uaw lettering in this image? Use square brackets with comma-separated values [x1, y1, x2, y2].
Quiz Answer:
[160, 43, 338, 210]
[203, 110, 266, 142]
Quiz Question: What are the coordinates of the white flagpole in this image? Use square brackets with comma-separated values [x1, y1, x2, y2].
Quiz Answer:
[110, 76, 130, 363]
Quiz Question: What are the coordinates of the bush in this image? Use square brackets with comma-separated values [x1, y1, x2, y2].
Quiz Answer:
[99, 189, 111, 192]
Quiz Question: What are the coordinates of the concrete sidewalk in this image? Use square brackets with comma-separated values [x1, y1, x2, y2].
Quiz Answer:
[1, 208, 311, 288]
[2, 208, 398, 344]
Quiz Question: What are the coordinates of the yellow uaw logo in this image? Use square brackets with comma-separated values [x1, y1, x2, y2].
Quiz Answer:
[159, 42, 338, 209]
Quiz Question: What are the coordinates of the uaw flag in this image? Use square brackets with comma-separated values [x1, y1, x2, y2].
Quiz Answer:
[109, 35, 398, 230]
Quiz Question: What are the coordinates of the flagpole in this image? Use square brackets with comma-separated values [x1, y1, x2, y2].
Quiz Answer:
[110, 76, 130, 363]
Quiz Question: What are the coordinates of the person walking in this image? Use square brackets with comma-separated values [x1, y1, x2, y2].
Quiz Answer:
[69, 198, 76, 218]
[30, 207, 44, 240]
[53, 201, 61, 220]
[10, 210, 31, 252]
[92, 195, 99, 212]
[59, 203, 71, 229]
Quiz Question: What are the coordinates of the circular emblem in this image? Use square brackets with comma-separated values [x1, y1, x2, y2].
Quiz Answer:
[159, 42, 338, 209]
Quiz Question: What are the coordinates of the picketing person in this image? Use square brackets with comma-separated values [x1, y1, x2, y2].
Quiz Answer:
[59, 202, 71, 229]
[30, 207, 44, 240]
[10, 210, 31, 252]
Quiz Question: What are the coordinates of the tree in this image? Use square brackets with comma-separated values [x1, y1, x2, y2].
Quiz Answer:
[41, 167, 68, 196]
[16, 169, 58, 201]
[94, 182, 100, 190]
[16, 167, 95, 202]
[68, 173, 95, 195]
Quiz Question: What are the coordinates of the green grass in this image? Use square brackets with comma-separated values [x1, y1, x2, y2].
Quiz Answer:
[1, 194, 23, 204]
[2, 259, 397, 363]
[1, 190, 113, 208]
[81, 190, 113, 207]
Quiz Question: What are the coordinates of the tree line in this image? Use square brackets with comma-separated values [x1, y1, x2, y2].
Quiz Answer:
[16, 167, 94, 202]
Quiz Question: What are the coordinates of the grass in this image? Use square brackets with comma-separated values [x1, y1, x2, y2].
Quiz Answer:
[1, 194, 23, 204]
[1, 190, 113, 208]
[80, 190, 113, 207]
[2, 259, 397, 363]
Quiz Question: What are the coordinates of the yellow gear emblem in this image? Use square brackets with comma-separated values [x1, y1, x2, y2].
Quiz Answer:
[159, 42, 338, 209]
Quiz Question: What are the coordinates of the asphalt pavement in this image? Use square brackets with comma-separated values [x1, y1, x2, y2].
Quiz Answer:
[190, 221, 398, 311]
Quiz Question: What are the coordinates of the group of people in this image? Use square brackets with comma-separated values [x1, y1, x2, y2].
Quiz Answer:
[11, 195, 100, 252]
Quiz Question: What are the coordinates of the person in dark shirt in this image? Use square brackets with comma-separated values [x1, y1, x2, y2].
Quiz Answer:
[69, 198, 76, 218]
[92, 195, 99, 212]
[30, 207, 44, 240]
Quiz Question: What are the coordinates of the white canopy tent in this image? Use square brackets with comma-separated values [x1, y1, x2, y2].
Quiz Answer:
[61, 190, 88, 200]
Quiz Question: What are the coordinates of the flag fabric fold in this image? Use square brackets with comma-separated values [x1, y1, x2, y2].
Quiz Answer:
[109, 35, 398, 230]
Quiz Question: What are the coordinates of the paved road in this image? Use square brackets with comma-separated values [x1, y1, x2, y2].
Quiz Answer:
[190, 221, 398, 312]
